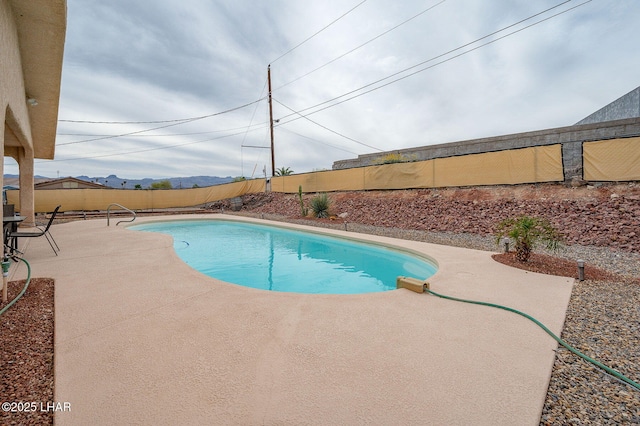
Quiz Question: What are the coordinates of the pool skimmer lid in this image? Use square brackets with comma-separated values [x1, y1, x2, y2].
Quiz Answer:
[396, 276, 430, 293]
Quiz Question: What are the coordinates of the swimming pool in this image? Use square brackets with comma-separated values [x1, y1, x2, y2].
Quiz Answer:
[131, 220, 437, 294]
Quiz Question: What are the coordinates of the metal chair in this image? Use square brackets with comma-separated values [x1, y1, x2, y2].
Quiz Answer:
[9, 205, 61, 256]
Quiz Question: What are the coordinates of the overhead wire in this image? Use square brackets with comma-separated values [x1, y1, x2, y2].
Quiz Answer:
[276, 0, 582, 125]
[275, 0, 447, 91]
[41, 126, 266, 164]
[241, 77, 270, 177]
[273, 98, 383, 152]
[56, 122, 269, 138]
[60, 117, 204, 124]
[57, 0, 368, 135]
[54, 80, 272, 173]
[57, 97, 266, 145]
[270, 0, 369, 64]
[278, 127, 359, 155]
[58, 97, 265, 124]
[242, 97, 272, 177]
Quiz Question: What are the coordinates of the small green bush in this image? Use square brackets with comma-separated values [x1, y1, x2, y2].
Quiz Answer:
[310, 193, 331, 218]
[373, 153, 416, 165]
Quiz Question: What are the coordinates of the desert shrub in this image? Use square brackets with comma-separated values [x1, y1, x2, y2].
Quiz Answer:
[310, 193, 331, 218]
[150, 180, 172, 189]
[495, 215, 562, 262]
[373, 153, 416, 165]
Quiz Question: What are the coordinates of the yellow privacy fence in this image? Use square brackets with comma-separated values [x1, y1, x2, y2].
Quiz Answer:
[272, 144, 564, 193]
[7, 179, 265, 213]
[7, 144, 564, 212]
[583, 137, 640, 181]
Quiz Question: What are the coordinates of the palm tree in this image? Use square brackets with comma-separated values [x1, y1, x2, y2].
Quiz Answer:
[274, 166, 293, 176]
[495, 215, 562, 262]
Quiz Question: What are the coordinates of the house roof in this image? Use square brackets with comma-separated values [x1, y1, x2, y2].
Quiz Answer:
[9, 0, 67, 159]
[35, 176, 106, 190]
[576, 86, 640, 125]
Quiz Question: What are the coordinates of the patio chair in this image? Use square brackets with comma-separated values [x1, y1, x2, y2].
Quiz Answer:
[9, 205, 61, 256]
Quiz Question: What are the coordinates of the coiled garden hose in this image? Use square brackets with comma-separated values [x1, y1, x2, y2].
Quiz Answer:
[0, 257, 32, 316]
[425, 287, 640, 392]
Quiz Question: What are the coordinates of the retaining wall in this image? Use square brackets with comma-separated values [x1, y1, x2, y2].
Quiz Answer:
[332, 117, 640, 183]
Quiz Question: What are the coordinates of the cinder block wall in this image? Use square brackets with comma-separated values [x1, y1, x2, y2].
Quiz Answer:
[332, 117, 640, 183]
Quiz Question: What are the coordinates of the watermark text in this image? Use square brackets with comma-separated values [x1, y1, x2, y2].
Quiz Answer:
[2, 401, 71, 413]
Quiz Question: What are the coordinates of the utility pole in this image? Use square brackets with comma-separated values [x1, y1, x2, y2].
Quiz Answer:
[268, 65, 275, 177]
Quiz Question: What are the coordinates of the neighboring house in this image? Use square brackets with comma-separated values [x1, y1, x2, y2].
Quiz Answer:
[1, 1, 66, 225]
[35, 177, 106, 190]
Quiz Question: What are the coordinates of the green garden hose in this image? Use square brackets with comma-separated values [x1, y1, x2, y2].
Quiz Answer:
[0, 257, 32, 316]
[425, 287, 640, 392]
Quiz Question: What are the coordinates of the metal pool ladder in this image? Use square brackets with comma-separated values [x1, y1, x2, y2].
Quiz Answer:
[107, 203, 137, 226]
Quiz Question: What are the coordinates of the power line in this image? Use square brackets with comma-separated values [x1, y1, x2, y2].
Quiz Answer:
[275, 0, 447, 91]
[277, 0, 584, 125]
[241, 77, 270, 177]
[60, 117, 201, 124]
[274, 98, 383, 152]
[56, 97, 266, 146]
[42, 126, 266, 164]
[57, 122, 269, 138]
[278, 127, 359, 155]
[58, 97, 265, 124]
[270, 0, 369, 64]
[240, 77, 269, 155]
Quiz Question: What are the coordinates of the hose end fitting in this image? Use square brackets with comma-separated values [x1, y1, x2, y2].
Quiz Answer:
[1, 258, 10, 277]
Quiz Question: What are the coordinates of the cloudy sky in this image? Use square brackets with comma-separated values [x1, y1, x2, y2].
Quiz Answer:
[5, 0, 640, 179]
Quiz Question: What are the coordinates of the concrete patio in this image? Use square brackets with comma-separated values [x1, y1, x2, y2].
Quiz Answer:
[8, 214, 574, 425]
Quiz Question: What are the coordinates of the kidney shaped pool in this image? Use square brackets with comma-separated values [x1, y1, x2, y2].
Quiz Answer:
[131, 220, 437, 294]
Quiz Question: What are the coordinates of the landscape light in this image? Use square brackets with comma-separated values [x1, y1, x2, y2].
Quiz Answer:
[577, 259, 585, 281]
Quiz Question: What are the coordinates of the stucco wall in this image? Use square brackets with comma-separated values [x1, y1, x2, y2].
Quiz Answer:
[1, 0, 33, 153]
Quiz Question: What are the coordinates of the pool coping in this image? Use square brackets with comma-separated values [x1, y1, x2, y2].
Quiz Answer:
[10, 214, 574, 425]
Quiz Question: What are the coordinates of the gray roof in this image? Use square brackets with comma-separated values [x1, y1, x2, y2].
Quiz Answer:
[576, 86, 640, 125]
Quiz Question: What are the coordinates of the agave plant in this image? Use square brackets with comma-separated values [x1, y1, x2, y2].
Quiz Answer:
[310, 193, 331, 219]
[495, 215, 562, 262]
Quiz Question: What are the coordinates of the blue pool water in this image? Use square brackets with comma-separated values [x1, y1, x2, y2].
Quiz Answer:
[131, 220, 437, 294]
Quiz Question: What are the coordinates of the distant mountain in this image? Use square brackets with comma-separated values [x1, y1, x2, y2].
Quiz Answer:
[3, 174, 50, 187]
[75, 175, 234, 189]
[4, 174, 234, 189]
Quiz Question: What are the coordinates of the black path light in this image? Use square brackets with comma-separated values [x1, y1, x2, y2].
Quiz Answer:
[577, 259, 585, 281]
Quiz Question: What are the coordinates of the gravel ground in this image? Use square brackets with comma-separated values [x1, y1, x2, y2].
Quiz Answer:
[0, 278, 54, 426]
[541, 279, 640, 425]
[1, 183, 638, 425]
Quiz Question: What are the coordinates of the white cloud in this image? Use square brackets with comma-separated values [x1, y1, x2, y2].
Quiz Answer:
[6, 0, 639, 180]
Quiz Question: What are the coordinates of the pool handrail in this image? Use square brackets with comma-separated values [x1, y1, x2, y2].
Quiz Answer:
[107, 203, 136, 226]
